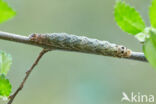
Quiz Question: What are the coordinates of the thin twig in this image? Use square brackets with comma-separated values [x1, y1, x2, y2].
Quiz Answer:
[7, 49, 49, 104]
[0, 31, 147, 62]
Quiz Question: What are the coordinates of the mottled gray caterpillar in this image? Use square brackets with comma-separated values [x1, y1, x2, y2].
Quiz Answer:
[29, 33, 131, 58]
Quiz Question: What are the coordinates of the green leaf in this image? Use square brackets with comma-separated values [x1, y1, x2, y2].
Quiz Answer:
[0, 74, 12, 97]
[149, 0, 156, 28]
[114, 1, 145, 35]
[149, 28, 156, 46]
[143, 37, 156, 69]
[0, 51, 12, 76]
[0, 0, 16, 24]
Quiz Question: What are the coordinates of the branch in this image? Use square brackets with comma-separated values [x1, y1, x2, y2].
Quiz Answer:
[7, 49, 49, 104]
[0, 31, 147, 62]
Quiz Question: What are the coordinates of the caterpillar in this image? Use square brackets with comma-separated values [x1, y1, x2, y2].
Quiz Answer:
[29, 33, 131, 58]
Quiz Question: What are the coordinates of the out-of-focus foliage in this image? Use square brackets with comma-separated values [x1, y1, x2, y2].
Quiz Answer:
[0, 0, 15, 100]
[0, 51, 12, 98]
[0, 0, 15, 24]
[0, 74, 12, 97]
[149, 0, 156, 28]
[143, 37, 156, 69]
[0, 51, 12, 76]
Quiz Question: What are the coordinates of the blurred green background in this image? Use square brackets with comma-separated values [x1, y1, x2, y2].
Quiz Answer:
[0, 0, 155, 104]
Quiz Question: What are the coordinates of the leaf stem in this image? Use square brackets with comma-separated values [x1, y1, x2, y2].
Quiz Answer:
[7, 49, 49, 104]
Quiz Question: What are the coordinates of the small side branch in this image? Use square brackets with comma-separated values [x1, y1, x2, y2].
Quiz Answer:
[7, 49, 49, 104]
[0, 31, 147, 62]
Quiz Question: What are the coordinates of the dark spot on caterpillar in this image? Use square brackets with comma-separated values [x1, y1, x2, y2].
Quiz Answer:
[121, 46, 124, 49]
[29, 33, 38, 41]
[115, 45, 132, 57]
